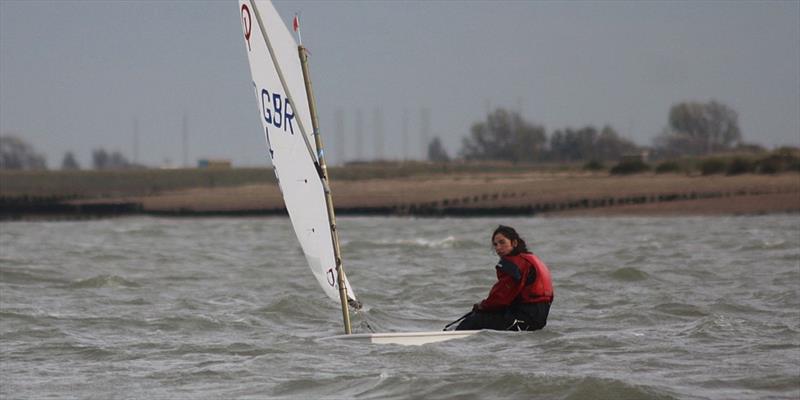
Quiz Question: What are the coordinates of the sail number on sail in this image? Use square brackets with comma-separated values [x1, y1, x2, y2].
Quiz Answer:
[261, 90, 296, 135]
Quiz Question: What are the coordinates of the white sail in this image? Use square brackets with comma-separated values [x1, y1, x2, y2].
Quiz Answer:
[238, 0, 356, 305]
[237, 0, 480, 345]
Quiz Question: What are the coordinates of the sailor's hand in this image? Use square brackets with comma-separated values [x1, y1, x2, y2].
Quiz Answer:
[348, 298, 363, 310]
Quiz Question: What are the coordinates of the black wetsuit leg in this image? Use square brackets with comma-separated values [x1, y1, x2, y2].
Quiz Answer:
[513, 302, 551, 331]
[455, 310, 517, 331]
[456, 303, 551, 331]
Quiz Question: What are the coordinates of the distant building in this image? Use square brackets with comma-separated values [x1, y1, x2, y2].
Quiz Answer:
[621, 151, 649, 163]
[197, 159, 232, 169]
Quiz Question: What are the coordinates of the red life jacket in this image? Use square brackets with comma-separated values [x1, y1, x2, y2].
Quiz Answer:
[506, 253, 554, 304]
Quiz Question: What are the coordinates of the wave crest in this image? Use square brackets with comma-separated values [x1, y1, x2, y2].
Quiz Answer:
[68, 275, 141, 288]
[609, 267, 649, 281]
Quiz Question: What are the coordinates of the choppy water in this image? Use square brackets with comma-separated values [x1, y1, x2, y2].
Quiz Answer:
[1, 215, 798, 399]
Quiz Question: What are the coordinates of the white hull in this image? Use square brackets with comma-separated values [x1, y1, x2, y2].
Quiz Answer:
[324, 330, 481, 346]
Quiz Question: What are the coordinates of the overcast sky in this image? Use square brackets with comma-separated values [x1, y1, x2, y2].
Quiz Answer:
[1, 0, 798, 168]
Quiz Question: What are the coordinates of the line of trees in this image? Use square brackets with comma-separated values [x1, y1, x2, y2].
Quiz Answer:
[0, 135, 138, 171]
[458, 108, 640, 163]
[58, 150, 136, 170]
[450, 99, 755, 163]
[548, 126, 639, 162]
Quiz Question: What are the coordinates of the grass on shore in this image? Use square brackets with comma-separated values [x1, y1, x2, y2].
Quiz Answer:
[2, 148, 798, 199]
[0, 161, 577, 198]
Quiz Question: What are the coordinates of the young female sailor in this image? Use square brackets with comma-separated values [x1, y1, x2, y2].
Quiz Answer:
[456, 225, 553, 331]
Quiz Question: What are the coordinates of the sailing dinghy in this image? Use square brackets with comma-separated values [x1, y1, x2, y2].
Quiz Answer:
[238, 0, 479, 345]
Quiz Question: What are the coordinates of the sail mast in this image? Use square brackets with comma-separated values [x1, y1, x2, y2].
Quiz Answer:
[298, 45, 353, 335]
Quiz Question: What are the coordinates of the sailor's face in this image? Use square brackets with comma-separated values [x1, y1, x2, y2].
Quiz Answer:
[493, 233, 517, 257]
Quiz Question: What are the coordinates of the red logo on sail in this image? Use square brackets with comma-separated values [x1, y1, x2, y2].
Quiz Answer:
[327, 268, 335, 286]
[241, 4, 252, 51]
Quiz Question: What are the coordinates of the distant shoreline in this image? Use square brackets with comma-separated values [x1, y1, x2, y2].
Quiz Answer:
[1, 169, 798, 220]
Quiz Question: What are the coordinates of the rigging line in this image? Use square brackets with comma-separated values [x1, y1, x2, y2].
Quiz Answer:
[248, 0, 321, 176]
[443, 312, 472, 331]
[354, 308, 376, 333]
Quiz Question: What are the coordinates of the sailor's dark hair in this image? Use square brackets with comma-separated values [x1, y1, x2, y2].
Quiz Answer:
[492, 225, 529, 255]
